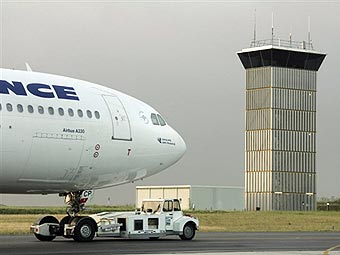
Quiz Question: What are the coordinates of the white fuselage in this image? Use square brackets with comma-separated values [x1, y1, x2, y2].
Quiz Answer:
[0, 68, 186, 194]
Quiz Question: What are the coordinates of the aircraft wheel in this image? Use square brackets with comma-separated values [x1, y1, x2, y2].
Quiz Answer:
[179, 222, 196, 240]
[73, 217, 96, 242]
[34, 216, 59, 241]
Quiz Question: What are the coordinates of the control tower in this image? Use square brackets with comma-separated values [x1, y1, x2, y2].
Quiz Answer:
[237, 39, 326, 211]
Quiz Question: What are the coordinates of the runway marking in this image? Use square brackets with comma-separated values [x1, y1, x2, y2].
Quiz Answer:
[323, 244, 340, 255]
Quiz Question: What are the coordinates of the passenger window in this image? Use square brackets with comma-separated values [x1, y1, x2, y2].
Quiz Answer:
[163, 201, 173, 212]
[0, 103, 2, 111]
[77, 109, 83, 118]
[86, 110, 92, 118]
[68, 108, 74, 117]
[94, 111, 100, 119]
[157, 114, 166, 126]
[27, 105, 34, 113]
[17, 104, 24, 113]
[38, 106, 44, 114]
[174, 200, 181, 211]
[151, 113, 159, 125]
[6, 103, 13, 112]
[48, 107, 54, 115]
[58, 108, 64, 116]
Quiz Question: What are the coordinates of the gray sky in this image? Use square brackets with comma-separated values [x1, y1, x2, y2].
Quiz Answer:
[1, 0, 340, 206]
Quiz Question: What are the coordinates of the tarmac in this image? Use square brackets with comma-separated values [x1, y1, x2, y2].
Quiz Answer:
[2, 232, 340, 255]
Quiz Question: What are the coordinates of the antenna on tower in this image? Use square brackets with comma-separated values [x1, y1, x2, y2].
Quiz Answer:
[271, 12, 275, 43]
[308, 16, 311, 46]
[253, 9, 257, 44]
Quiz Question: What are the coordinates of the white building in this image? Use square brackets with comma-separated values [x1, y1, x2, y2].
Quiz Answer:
[136, 185, 244, 211]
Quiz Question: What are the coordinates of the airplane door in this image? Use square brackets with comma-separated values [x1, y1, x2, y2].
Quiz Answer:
[102, 95, 132, 141]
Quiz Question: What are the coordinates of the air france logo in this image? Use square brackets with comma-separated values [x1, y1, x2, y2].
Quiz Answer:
[0, 80, 79, 101]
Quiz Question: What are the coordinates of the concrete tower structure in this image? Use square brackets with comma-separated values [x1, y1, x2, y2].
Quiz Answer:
[237, 39, 326, 211]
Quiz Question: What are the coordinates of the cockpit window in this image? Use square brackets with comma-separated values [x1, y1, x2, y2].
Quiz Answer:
[151, 113, 167, 126]
[157, 114, 166, 126]
[151, 113, 159, 125]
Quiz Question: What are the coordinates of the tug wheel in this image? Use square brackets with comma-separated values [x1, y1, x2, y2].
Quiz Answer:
[179, 222, 196, 240]
[72, 217, 96, 242]
[34, 216, 59, 242]
[59, 216, 72, 238]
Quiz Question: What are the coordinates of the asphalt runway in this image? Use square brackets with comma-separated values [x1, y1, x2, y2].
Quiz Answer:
[1, 232, 340, 255]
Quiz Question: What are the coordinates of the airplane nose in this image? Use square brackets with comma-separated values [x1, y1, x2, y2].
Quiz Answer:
[176, 132, 187, 159]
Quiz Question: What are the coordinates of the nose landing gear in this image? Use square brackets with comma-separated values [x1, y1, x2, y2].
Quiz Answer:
[31, 190, 97, 242]
[63, 190, 92, 216]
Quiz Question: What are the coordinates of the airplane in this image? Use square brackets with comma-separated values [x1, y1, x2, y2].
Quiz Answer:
[0, 67, 186, 239]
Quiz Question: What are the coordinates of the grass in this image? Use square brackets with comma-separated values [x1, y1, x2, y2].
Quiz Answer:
[0, 215, 64, 235]
[194, 211, 340, 232]
[1, 207, 340, 235]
